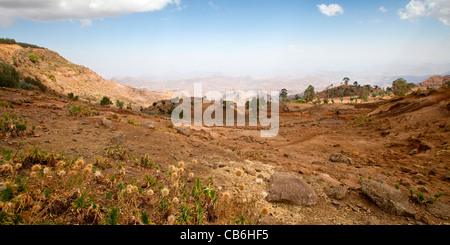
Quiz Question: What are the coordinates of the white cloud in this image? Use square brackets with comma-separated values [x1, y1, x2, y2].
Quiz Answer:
[317, 3, 344, 17]
[0, 0, 181, 27]
[208, 0, 219, 10]
[379, 6, 388, 13]
[398, 0, 450, 26]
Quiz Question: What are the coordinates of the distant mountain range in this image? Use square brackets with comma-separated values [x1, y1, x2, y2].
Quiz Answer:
[111, 71, 450, 96]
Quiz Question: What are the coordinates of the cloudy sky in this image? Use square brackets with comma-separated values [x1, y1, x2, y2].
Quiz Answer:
[0, 0, 449, 79]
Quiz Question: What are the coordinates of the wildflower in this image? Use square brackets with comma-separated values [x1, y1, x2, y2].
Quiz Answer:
[82, 167, 92, 175]
[169, 165, 176, 172]
[189, 172, 194, 178]
[192, 159, 198, 165]
[74, 158, 85, 167]
[167, 215, 176, 225]
[31, 164, 42, 172]
[1, 163, 12, 173]
[146, 189, 154, 196]
[172, 197, 179, 204]
[30, 172, 37, 178]
[177, 167, 184, 173]
[31, 205, 41, 214]
[94, 171, 102, 177]
[172, 172, 178, 179]
[57, 170, 66, 177]
[55, 160, 65, 168]
[222, 191, 231, 200]
[14, 163, 22, 170]
[235, 169, 244, 177]
[178, 161, 185, 168]
[43, 167, 51, 174]
[238, 183, 245, 191]
[161, 187, 170, 197]
[261, 207, 269, 215]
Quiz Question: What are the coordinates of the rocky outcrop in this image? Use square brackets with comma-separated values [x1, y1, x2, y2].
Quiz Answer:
[360, 179, 415, 217]
[266, 172, 317, 206]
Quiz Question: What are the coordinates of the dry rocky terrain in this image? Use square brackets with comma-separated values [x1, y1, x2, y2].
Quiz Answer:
[0, 84, 449, 225]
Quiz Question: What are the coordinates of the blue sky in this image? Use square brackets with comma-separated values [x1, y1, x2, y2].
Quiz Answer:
[1, 0, 449, 79]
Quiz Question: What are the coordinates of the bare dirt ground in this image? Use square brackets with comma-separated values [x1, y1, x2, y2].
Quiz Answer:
[1, 87, 449, 225]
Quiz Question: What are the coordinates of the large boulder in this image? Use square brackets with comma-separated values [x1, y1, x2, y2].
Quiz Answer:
[329, 153, 352, 164]
[176, 127, 191, 137]
[141, 121, 155, 129]
[101, 118, 116, 130]
[360, 179, 415, 217]
[266, 172, 317, 206]
[111, 132, 126, 145]
[427, 203, 450, 220]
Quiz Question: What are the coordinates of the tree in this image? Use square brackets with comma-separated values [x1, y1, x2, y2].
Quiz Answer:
[339, 87, 344, 102]
[294, 94, 300, 100]
[343, 77, 350, 85]
[353, 81, 358, 87]
[392, 78, 414, 96]
[359, 86, 370, 102]
[303, 85, 315, 102]
[280, 89, 288, 102]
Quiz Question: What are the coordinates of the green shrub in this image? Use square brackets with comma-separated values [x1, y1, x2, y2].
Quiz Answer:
[294, 99, 306, 104]
[116, 100, 124, 109]
[69, 105, 93, 117]
[28, 54, 39, 64]
[68, 93, 79, 101]
[100, 96, 113, 106]
[0, 62, 20, 88]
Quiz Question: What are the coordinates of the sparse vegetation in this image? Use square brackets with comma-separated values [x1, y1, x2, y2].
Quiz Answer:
[116, 100, 124, 109]
[69, 105, 95, 117]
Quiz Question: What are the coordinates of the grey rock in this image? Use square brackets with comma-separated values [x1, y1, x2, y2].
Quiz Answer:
[427, 203, 450, 220]
[111, 133, 126, 145]
[266, 172, 317, 206]
[141, 121, 155, 129]
[101, 118, 116, 130]
[329, 153, 352, 164]
[360, 179, 415, 217]
[176, 127, 191, 136]
[409, 149, 419, 155]
[325, 186, 348, 200]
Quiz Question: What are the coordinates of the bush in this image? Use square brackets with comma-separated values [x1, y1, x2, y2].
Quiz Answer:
[69, 105, 93, 117]
[68, 93, 79, 101]
[28, 54, 39, 64]
[116, 100, 124, 109]
[294, 99, 306, 104]
[100, 96, 113, 106]
[0, 62, 20, 88]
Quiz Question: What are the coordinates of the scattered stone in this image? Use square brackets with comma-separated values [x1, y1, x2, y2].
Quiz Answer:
[366, 216, 381, 225]
[428, 167, 437, 176]
[101, 118, 116, 130]
[266, 172, 317, 206]
[329, 153, 352, 164]
[399, 178, 413, 188]
[417, 186, 429, 193]
[409, 149, 419, 155]
[244, 169, 256, 176]
[218, 164, 226, 168]
[325, 185, 348, 200]
[78, 119, 89, 125]
[111, 133, 126, 145]
[360, 179, 416, 217]
[176, 127, 191, 137]
[400, 166, 412, 173]
[283, 153, 293, 158]
[426, 203, 450, 220]
[141, 121, 155, 129]
[445, 172, 450, 181]
[318, 173, 341, 186]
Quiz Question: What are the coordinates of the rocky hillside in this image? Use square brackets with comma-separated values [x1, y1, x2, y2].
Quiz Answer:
[417, 75, 450, 88]
[0, 44, 171, 108]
